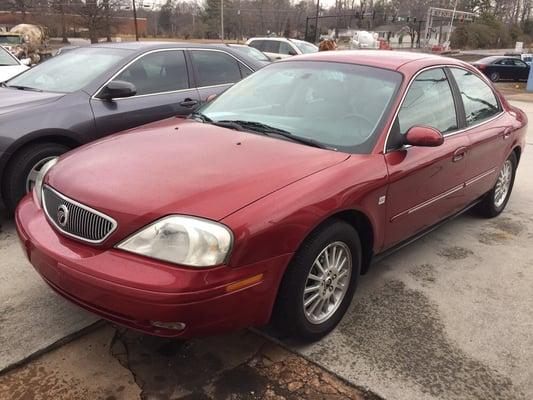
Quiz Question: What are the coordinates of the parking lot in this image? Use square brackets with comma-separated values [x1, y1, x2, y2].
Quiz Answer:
[0, 94, 532, 400]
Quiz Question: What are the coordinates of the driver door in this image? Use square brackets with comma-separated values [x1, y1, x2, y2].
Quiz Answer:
[383, 68, 470, 248]
[90, 49, 200, 136]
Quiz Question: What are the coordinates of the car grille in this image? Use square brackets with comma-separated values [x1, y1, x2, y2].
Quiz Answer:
[42, 185, 117, 244]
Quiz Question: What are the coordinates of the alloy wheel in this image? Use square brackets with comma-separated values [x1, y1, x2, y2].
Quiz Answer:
[494, 159, 513, 208]
[303, 241, 352, 324]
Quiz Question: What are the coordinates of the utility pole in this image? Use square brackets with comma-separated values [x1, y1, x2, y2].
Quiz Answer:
[132, 0, 139, 41]
[446, 0, 458, 44]
[314, 0, 320, 42]
[221, 0, 225, 42]
[335, 0, 339, 38]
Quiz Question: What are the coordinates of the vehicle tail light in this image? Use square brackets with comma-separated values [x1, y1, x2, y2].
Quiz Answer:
[476, 64, 486, 70]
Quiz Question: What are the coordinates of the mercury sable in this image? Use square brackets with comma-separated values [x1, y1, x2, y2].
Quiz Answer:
[16, 51, 526, 341]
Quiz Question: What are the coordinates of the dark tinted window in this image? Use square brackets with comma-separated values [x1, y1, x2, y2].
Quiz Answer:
[0, 46, 18, 66]
[248, 40, 265, 51]
[239, 62, 253, 78]
[450, 68, 500, 126]
[397, 68, 457, 135]
[191, 50, 241, 86]
[262, 40, 281, 53]
[114, 50, 189, 95]
[512, 59, 528, 67]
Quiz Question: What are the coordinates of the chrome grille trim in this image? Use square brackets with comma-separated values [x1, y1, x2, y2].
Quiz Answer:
[42, 185, 118, 244]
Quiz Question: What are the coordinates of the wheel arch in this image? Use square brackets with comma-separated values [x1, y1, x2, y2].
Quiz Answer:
[1, 130, 81, 191]
[512, 145, 522, 165]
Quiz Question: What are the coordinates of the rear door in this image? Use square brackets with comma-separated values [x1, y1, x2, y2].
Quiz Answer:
[189, 49, 249, 103]
[383, 67, 469, 248]
[511, 58, 530, 80]
[448, 67, 507, 202]
[91, 49, 199, 135]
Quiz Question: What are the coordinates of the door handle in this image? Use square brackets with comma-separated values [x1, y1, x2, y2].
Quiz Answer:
[452, 147, 467, 162]
[503, 127, 512, 140]
[179, 98, 199, 108]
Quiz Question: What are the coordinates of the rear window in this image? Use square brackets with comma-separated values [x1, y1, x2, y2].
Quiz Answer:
[450, 68, 500, 126]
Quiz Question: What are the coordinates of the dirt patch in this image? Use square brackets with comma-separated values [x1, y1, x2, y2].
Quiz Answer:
[437, 246, 473, 261]
[478, 217, 525, 245]
[408, 264, 437, 286]
[111, 329, 370, 399]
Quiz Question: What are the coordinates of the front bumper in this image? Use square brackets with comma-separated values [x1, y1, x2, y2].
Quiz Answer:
[15, 195, 291, 338]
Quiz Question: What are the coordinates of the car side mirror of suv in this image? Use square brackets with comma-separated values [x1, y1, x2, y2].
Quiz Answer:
[405, 126, 444, 147]
[288, 50, 298, 56]
[99, 80, 137, 100]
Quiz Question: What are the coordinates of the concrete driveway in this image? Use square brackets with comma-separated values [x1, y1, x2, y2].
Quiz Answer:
[0, 101, 532, 399]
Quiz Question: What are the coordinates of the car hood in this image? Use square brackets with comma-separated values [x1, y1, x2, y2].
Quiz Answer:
[46, 118, 349, 242]
[0, 87, 64, 115]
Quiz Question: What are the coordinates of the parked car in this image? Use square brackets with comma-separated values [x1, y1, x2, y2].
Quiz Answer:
[0, 42, 264, 212]
[246, 37, 318, 60]
[0, 45, 29, 82]
[214, 43, 271, 65]
[472, 56, 530, 82]
[16, 51, 526, 341]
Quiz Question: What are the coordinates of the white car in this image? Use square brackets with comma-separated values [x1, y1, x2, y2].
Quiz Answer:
[246, 37, 318, 61]
[0, 45, 29, 82]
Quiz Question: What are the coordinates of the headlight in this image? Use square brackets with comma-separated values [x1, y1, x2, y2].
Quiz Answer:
[116, 215, 233, 267]
[34, 158, 58, 206]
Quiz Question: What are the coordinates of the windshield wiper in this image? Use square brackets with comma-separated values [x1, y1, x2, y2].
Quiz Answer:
[216, 120, 335, 150]
[189, 111, 212, 123]
[5, 84, 42, 92]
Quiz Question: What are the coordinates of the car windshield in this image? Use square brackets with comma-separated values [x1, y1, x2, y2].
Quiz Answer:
[201, 61, 402, 153]
[6, 47, 132, 93]
[292, 40, 318, 54]
[0, 35, 22, 45]
[231, 45, 270, 61]
[0, 46, 18, 66]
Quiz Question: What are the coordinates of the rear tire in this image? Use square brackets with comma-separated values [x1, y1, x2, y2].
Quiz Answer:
[475, 152, 517, 218]
[273, 219, 361, 342]
[2, 142, 69, 213]
[490, 72, 500, 82]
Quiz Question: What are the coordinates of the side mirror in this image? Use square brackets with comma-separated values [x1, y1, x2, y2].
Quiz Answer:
[20, 58, 31, 66]
[288, 50, 297, 56]
[99, 80, 137, 100]
[405, 126, 444, 147]
[206, 93, 217, 102]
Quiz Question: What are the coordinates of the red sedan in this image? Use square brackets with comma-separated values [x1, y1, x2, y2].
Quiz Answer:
[16, 51, 527, 341]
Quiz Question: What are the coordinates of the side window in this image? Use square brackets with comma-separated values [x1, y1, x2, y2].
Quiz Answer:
[113, 50, 189, 96]
[279, 42, 293, 55]
[513, 59, 528, 67]
[191, 50, 242, 87]
[239, 62, 253, 78]
[263, 40, 281, 53]
[397, 68, 457, 135]
[450, 68, 500, 126]
[248, 40, 264, 51]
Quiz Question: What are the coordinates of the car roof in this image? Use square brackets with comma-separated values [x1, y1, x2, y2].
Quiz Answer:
[475, 56, 510, 64]
[280, 50, 466, 71]
[248, 37, 294, 42]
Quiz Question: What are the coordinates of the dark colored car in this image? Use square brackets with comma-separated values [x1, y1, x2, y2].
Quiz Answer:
[472, 56, 530, 82]
[0, 42, 264, 211]
[16, 51, 526, 341]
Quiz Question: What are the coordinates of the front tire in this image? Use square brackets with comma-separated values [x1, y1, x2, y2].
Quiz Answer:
[2, 142, 69, 213]
[273, 220, 361, 342]
[475, 152, 517, 218]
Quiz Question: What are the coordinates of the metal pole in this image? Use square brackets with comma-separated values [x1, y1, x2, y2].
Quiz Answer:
[335, 0, 339, 38]
[305, 16, 309, 41]
[314, 0, 320, 43]
[132, 0, 139, 41]
[221, 0, 225, 42]
[447, 0, 458, 44]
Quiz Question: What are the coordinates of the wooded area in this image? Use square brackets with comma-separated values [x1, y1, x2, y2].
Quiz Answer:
[1, 0, 532, 48]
